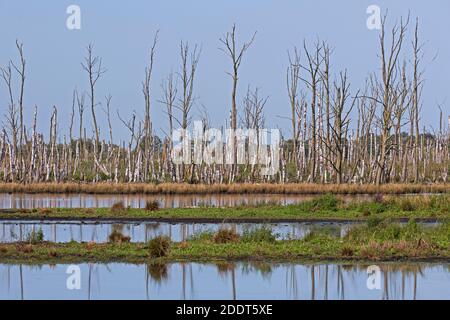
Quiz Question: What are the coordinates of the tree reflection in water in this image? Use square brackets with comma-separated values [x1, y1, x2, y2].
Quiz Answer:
[1, 262, 446, 300]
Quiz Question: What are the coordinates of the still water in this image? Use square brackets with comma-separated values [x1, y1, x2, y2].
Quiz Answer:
[0, 220, 356, 243]
[0, 193, 371, 209]
[0, 262, 448, 300]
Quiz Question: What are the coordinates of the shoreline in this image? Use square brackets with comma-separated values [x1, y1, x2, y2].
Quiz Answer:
[0, 216, 446, 224]
[0, 240, 448, 265]
[0, 193, 448, 222]
[1, 255, 449, 266]
[0, 195, 447, 265]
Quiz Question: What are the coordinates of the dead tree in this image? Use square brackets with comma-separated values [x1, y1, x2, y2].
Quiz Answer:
[241, 86, 267, 180]
[220, 24, 256, 180]
[287, 48, 301, 169]
[160, 72, 178, 181]
[301, 41, 323, 182]
[178, 41, 200, 130]
[411, 18, 424, 182]
[322, 71, 357, 184]
[374, 14, 409, 185]
[12, 41, 26, 150]
[177, 41, 200, 182]
[81, 44, 106, 155]
[142, 31, 159, 181]
[0, 63, 18, 181]
[117, 110, 137, 182]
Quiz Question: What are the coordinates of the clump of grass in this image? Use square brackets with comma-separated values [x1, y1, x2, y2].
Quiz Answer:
[188, 230, 214, 242]
[38, 208, 52, 215]
[302, 228, 337, 242]
[241, 226, 277, 243]
[0, 245, 7, 253]
[145, 200, 160, 211]
[197, 201, 210, 208]
[16, 244, 33, 253]
[402, 219, 421, 240]
[361, 201, 387, 215]
[179, 241, 189, 249]
[213, 228, 240, 244]
[48, 249, 58, 257]
[346, 220, 432, 244]
[110, 201, 126, 213]
[83, 208, 95, 215]
[381, 224, 402, 240]
[108, 230, 131, 244]
[366, 216, 384, 229]
[360, 241, 381, 259]
[86, 241, 96, 251]
[398, 198, 415, 212]
[308, 194, 339, 211]
[26, 228, 44, 244]
[341, 246, 354, 257]
[148, 235, 171, 257]
[429, 195, 450, 212]
[385, 194, 450, 213]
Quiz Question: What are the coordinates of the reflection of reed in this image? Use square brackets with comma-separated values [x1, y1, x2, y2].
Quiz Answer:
[86, 263, 101, 300]
[144, 223, 161, 242]
[324, 265, 328, 300]
[311, 266, 315, 300]
[241, 261, 273, 279]
[231, 268, 236, 300]
[147, 263, 169, 283]
[340, 264, 424, 300]
[182, 263, 186, 300]
[336, 266, 345, 300]
[285, 265, 298, 299]
[216, 262, 235, 277]
[52, 224, 56, 242]
[88, 263, 92, 300]
[189, 264, 195, 298]
[19, 264, 23, 300]
[215, 262, 237, 300]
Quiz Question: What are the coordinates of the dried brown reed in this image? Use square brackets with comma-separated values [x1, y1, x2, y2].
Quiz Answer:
[0, 182, 447, 195]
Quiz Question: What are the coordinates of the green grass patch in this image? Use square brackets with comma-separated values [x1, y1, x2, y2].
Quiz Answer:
[0, 222, 448, 264]
[0, 194, 448, 222]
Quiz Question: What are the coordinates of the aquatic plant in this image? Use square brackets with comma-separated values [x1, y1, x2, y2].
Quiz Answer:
[145, 200, 160, 211]
[26, 228, 44, 244]
[110, 201, 126, 213]
[108, 230, 131, 244]
[241, 226, 277, 243]
[148, 235, 171, 257]
[213, 228, 240, 244]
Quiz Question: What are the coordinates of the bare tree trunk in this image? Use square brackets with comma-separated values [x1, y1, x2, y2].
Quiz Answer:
[82, 44, 106, 159]
[220, 25, 256, 181]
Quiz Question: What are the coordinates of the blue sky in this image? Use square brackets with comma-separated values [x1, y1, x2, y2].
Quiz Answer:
[0, 0, 449, 141]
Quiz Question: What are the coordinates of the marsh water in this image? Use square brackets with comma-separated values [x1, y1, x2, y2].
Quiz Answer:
[0, 262, 448, 300]
[0, 193, 447, 301]
[0, 220, 360, 243]
[0, 219, 441, 244]
[0, 193, 373, 209]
